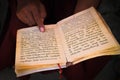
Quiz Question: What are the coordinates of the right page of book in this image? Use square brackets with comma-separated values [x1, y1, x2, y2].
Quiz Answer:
[57, 7, 120, 64]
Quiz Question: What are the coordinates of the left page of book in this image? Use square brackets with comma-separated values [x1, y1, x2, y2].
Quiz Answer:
[15, 25, 66, 77]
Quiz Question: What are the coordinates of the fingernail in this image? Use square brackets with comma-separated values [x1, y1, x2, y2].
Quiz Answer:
[40, 26, 45, 32]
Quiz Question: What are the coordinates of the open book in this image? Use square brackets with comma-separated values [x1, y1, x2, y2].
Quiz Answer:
[15, 7, 120, 77]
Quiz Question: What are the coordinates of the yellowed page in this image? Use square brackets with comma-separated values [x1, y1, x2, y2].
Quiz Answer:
[57, 7, 120, 63]
[15, 25, 66, 67]
[15, 63, 66, 77]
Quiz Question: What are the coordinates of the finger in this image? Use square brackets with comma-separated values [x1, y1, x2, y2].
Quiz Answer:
[39, 18, 45, 32]
[32, 7, 45, 32]
[39, 3, 46, 32]
[24, 9, 36, 26]
[17, 11, 29, 25]
[39, 19, 45, 32]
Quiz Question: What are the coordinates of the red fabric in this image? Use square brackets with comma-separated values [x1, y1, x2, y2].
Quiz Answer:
[0, 0, 111, 80]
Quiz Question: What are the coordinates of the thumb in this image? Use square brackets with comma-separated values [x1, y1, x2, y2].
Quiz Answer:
[39, 2, 46, 32]
[39, 18, 45, 32]
[38, 2, 46, 32]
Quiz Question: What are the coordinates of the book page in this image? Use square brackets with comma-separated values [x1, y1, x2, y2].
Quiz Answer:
[15, 63, 66, 77]
[57, 7, 120, 63]
[15, 25, 66, 67]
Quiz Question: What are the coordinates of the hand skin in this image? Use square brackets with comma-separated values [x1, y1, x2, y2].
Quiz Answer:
[16, 0, 46, 32]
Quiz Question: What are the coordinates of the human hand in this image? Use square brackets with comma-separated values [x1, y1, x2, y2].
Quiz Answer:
[16, 0, 46, 32]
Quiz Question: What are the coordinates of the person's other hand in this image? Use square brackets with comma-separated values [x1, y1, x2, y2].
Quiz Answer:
[16, 0, 46, 32]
